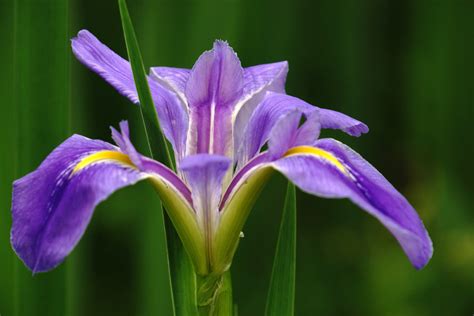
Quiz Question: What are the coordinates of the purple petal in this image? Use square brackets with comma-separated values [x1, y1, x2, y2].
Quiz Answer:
[267, 110, 322, 160]
[185, 40, 243, 156]
[180, 154, 231, 236]
[272, 139, 433, 269]
[72, 30, 188, 161]
[237, 92, 368, 167]
[233, 62, 289, 158]
[318, 108, 369, 136]
[236, 92, 314, 168]
[11, 133, 193, 273]
[150, 67, 190, 104]
[72, 30, 140, 103]
[242, 61, 288, 98]
[111, 120, 143, 169]
[11, 135, 144, 273]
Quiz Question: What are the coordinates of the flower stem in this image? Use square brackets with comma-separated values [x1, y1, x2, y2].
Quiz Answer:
[196, 271, 233, 316]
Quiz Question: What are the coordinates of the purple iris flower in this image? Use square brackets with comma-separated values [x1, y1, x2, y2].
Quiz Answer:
[11, 30, 432, 275]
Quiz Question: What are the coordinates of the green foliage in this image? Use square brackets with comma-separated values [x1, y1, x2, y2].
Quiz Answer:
[12, 0, 71, 315]
[118, 1, 175, 315]
[265, 183, 296, 316]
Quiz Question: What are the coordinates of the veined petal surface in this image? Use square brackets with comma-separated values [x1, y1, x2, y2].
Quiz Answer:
[185, 40, 243, 157]
[237, 92, 368, 167]
[11, 135, 143, 273]
[72, 30, 188, 161]
[180, 154, 231, 272]
[273, 139, 433, 269]
[233, 62, 288, 158]
[11, 131, 197, 273]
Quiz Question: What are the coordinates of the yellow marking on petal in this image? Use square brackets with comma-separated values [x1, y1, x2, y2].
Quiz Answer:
[284, 146, 347, 174]
[72, 151, 135, 174]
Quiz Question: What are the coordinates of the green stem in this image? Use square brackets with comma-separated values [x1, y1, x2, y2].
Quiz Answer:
[196, 271, 233, 316]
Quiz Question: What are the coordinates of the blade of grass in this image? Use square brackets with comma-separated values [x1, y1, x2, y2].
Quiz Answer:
[118, 1, 175, 315]
[265, 183, 297, 316]
[118, 0, 174, 168]
[167, 220, 199, 316]
[130, 2, 198, 314]
[0, 1, 16, 315]
[13, 0, 71, 315]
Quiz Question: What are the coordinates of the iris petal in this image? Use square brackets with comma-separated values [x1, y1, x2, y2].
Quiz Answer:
[11, 131, 201, 273]
[72, 30, 188, 162]
[273, 139, 433, 269]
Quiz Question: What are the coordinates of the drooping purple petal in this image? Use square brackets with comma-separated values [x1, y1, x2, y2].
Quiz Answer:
[180, 154, 231, 236]
[233, 62, 289, 158]
[185, 40, 244, 156]
[271, 139, 433, 269]
[11, 135, 144, 273]
[72, 30, 188, 161]
[11, 132, 193, 273]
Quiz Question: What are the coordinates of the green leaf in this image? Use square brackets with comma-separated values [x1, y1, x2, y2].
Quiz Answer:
[265, 183, 297, 316]
[118, 0, 174, 169]
[12, 0, 71, 315]
[118, 1, 176, 315]
[167, 222, 199, 316]
[0, 1, 16, 315]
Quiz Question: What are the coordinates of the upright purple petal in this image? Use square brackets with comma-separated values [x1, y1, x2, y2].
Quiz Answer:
[111, 120, 143, 169]
[72, 30, 188, 161]
[180, 154, 231, 241]
[185, 41, 244, 156]
[271, 139, 432, 269]
[150, 67, 190, 105]
[233, 62, 288, 158]
[11, 135, 144, 273]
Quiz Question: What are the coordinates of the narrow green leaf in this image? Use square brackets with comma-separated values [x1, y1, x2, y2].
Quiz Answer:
[13, 0, 71, 315]
[265, 183, 297, 316]
[0, 1, 16, 315]
[118, 0, 174, 168]
[167, 222, 199, 316]
[118, 1, 175, 315]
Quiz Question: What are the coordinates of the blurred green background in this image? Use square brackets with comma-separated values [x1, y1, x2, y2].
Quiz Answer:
[1, 0, 473, 315]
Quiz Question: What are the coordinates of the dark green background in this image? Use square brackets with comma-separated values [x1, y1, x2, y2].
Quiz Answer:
[1, 0, 473, 315]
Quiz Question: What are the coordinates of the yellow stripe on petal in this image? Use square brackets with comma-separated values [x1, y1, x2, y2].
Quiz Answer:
[284, 146, 347, 174]
[72, 151, 136, 174]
